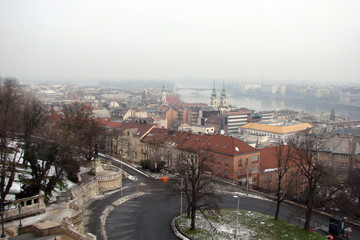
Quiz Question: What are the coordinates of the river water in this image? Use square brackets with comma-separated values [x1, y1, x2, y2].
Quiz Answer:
[177, 89, 360, 120]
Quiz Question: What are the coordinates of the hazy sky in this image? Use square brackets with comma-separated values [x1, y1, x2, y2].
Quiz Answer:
[0, 0, 359, 84]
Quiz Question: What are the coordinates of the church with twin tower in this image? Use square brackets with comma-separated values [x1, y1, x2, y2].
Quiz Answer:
[210, 80, 228, 109]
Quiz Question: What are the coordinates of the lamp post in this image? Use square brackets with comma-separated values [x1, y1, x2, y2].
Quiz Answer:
[120, 161, 123, 198]
[0, 202, 6, 238]
[233, 195, 239, 240]
[18, 203, 22, 228]
[180, 176, 183, 218]
[246, 157, 249, 196]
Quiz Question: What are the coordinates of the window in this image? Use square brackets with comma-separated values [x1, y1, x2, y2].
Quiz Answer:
[264, 175, 272, 182]
[252, 155, 259, 162]
[225, 158, 229, 165]
[217, 168, 221, 174]
[238, 170, 242, 176]
[218, 157, 222, 164]
[224, 170, 229, 176]
[238, 158, 242, 167]
[252, 167, 258, 173]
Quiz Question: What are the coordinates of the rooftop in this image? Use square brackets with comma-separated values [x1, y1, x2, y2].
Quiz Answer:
[240, 122, 313, 134]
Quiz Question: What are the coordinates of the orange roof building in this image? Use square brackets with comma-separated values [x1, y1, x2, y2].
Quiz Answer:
[240, 122, 313, 143]
[141, 129, 260, 185]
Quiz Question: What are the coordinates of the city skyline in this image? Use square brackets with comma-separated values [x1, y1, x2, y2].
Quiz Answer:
[1, 0, 359, 84]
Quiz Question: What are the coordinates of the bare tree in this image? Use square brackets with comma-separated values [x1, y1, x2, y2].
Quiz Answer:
[60, 102, 101, 160]
[0, 78, 24, 204]
[348, 168, 360, 208]
[22, 97, 46, 166]
[141, 134, 168, 172]
[177, 148, 221, 230]
[20, 140, 65, 199]
[0, 142, 23, 203]
[273, 144, 294, 220]
[292, 134, 326, 231]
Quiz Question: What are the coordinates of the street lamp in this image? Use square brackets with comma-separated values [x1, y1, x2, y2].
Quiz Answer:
[18, 203, 22, 228]
[120, 161, 123, 198]
[246, 157, 249, 196]
[180, 176, 183, 218]
[0, 202, 6, 238]
[233, 195, 240, 240]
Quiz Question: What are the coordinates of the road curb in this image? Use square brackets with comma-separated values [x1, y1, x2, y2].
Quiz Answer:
[100, 192, 148, 240]
[172, 216, 191, 240]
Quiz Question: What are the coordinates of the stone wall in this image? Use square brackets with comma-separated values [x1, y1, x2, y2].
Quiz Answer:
[4, 194, 46, 221]
[70, 180, 100, 207]
[62, 218, 96, 240]
[94, 164, 122, 193]
[10, 162, 122, 240]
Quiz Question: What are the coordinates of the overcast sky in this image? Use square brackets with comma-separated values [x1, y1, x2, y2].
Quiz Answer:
[0, 0, 359, 84]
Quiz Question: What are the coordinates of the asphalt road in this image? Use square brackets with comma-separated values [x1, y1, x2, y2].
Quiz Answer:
[84, 157, 360, 240]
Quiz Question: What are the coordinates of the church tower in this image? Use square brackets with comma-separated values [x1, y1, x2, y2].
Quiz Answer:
[220, 80, 228, 107]
[161, 83, 167, 105]
[210, 80, 218, 108]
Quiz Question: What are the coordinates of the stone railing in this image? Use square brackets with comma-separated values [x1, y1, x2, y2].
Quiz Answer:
[94, 172, 121, 181]
[10, 162, 122, 240]
[69, 210, 84, 226]
[3, 194, 46, 221]
[18, 218, 96, 240]
[94, 164, 122, 193]
[70, 180, 99, 207]
[62, 217, 97, 240]
[103, 164, 120, 172]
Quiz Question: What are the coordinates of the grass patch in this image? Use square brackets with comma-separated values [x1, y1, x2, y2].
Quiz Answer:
[176, 209, 325, 240]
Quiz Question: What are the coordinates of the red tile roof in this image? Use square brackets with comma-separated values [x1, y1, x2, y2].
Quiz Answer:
[202, 135, 258, 156]
[142, 129, 258, 156]
[118, 122, 155, 139]
[95, 119, 122, 129]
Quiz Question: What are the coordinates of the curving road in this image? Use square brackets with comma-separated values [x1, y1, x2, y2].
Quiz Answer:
[84, 157, 360, 240]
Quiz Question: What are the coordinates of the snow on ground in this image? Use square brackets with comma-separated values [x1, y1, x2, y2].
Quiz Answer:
[128, 174, 138, 181]
[224, 191, 272, 202]
[177, 209, 257, 240]
[177, 209, 323, 240]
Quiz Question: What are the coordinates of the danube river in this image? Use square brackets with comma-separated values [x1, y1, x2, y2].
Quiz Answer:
[177, 89, 360, 120]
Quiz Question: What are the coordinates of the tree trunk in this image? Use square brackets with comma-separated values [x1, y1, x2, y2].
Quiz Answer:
[187, 204, 191, 218]
[303, 203, 313, 231]
[190, 203, 196, 230]
[275, 198, 281, 220]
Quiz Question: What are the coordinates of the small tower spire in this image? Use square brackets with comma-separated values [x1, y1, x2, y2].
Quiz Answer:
[161, 82, 167, 105]
[220, 80, 228, 107]
[210, 80, 218, 108]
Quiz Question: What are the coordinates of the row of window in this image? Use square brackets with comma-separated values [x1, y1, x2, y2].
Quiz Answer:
[245, 130, 284, 139]
[210, 156, 230, 165]
[238, 155, 259, 167]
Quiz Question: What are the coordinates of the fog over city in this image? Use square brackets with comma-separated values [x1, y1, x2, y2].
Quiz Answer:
[0, 0, 359, 84]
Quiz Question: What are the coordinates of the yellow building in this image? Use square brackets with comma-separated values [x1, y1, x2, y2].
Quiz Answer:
[239, 122, 313, 143]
